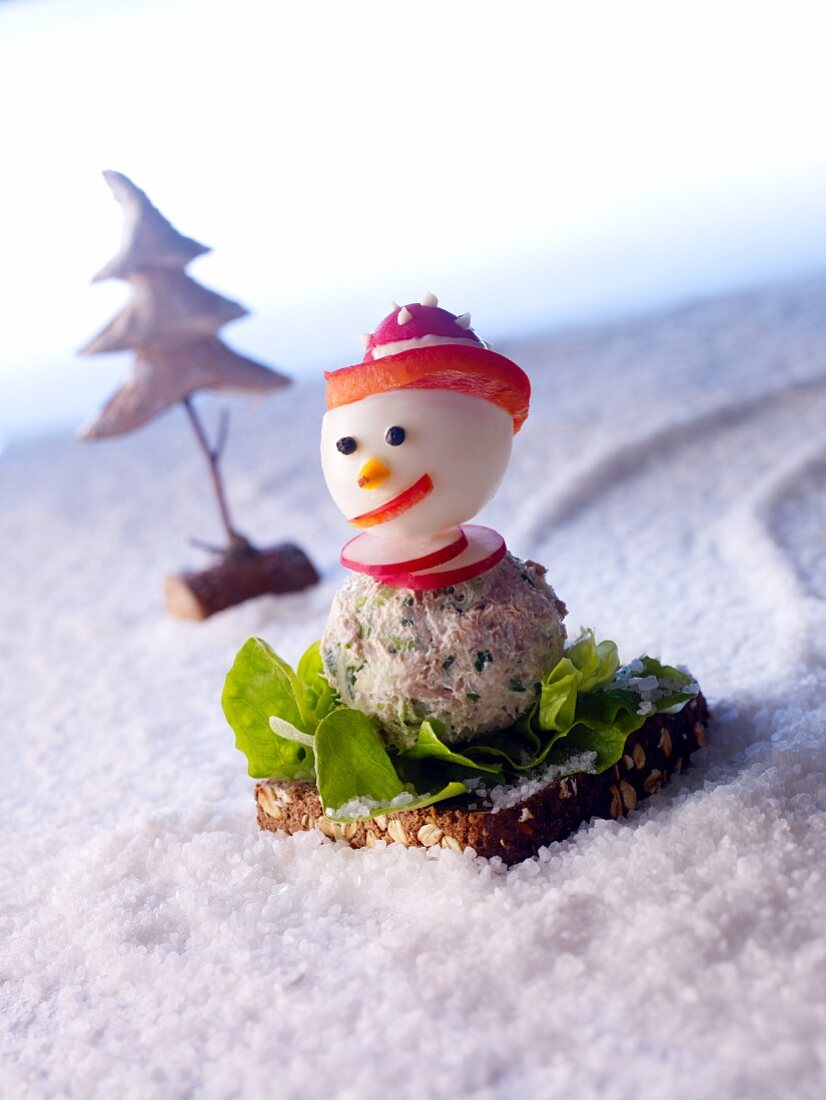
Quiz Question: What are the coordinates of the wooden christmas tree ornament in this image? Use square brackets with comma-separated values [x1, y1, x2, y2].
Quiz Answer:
[79, 171, 318, 619]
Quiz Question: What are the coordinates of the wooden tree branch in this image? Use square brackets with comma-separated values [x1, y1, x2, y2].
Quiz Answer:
[169, 397, 319, 618]
[189, 537, 226, 555]
[182, 396, 246, 550]
[214, 407, 230, 461]
[165, 542, 319, 620]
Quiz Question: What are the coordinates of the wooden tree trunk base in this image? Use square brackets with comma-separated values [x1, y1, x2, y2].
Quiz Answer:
[255, 694, 710, 865]
[165, 542, 319, 620]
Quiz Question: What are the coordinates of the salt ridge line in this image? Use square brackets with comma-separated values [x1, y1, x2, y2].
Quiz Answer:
[512, 373, 826, 547]
[711, 434, 826, 659]
[765, 443, 826, 603]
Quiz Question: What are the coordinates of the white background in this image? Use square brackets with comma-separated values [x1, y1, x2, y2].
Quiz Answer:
[2, 0, 826, 436]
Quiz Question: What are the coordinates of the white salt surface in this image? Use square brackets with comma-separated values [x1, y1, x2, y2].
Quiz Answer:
[479, 751, 598, 812]
[3, 280, 826, 1098]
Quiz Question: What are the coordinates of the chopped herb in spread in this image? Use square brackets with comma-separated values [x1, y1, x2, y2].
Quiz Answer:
[345, 662, 365, 690]
[475, 650, 493, 672]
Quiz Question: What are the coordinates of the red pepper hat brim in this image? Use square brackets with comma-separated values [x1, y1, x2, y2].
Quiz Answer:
[324, 343, 531, 434]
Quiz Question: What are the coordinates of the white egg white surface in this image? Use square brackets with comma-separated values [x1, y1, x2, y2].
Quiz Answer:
[320, 388, 513, 539]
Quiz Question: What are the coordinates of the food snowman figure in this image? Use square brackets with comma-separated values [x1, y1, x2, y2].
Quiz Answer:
[223, 293, 705, 852]
[319, 296, 568, 749]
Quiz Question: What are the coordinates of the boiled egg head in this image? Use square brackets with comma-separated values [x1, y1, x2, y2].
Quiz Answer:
[320, 387, 513, 540]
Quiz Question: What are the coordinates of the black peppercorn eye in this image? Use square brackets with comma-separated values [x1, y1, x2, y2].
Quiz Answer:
[385, 426, 406, 446]
[336, 436, 357, 455]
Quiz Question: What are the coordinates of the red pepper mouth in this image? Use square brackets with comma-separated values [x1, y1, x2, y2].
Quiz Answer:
[350, 473, 434, 529]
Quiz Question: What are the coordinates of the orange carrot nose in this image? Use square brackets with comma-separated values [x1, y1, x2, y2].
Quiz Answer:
[357, 457, 390, 489]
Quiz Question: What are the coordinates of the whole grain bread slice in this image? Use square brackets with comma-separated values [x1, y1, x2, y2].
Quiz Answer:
[255, 694, 709, 864]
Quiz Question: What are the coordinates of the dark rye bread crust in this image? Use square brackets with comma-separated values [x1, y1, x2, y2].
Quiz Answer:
[255, 693, 710, 865]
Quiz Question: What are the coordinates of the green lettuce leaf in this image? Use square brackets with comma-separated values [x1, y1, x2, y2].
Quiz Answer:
[314, 708, 467, 820]
[536, 631, 619, 732]
[460, 634, 696, 778]
[296, 641, 336, 726]
[401, 720, 503, 774]
[222, 637, 315, 780]
[325, 781, 470, 822]
[315, 708, 405, 809]
[534, 644, 698, 773]
[459, 724, 567, 775]
[269, 715, 315, 747]
[383, 782, 470, 816]
[566, 631, 619, 692]
[538, 663, 579, 731]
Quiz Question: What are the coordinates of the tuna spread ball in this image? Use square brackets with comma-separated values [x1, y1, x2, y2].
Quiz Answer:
[320, 554, 567, 749]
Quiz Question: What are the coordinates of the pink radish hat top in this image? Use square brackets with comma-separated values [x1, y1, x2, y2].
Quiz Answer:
[325, 295, 531, 434]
